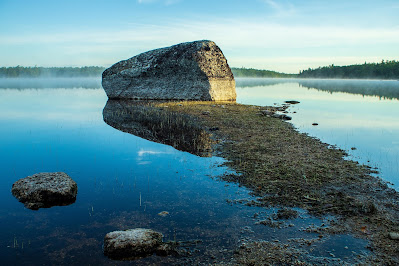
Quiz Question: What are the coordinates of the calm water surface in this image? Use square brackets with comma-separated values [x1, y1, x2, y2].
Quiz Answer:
[2, 77, 394, 264]
[237, 78, 399, 189]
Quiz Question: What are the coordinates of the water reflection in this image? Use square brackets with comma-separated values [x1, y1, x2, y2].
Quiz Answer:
[299, 79, 399, 100]
[0, 82, 372, 264]
[236, 78, 399, 100]
[0, 77, 101, 89]
[236, 78, 399, 189]
[103, 100, 213, 157]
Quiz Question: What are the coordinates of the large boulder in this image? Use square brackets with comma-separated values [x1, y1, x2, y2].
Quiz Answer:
[11, 172, 78, 210]
[102, 40, 236, 101]
[104, 228, 163, 259]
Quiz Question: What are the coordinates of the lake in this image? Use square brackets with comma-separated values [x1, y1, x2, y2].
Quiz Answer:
[236, 78, 399, 189]
[1, 77, 397, 264]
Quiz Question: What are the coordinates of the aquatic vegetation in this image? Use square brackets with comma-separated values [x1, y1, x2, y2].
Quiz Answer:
[162, 101, 399, 264]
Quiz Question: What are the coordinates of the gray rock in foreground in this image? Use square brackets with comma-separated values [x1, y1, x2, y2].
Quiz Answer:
[102, 40, 236, 101]
[11, 172, 77, 210]
[104, 228, 163, 259]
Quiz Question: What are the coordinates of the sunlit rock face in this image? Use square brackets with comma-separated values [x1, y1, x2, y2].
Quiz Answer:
[103, 100, 213, 157]
[11, 172, 77, 210]
[102, 40, 236, 101]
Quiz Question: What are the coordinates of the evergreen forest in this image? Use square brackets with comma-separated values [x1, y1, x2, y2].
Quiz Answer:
[298, 60, 399, 79]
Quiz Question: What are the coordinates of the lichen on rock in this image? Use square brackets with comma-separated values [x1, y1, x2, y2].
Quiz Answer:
[103, 228, 163, 260]
[102, 40, 236, 101]
[11, 172, 77, 210]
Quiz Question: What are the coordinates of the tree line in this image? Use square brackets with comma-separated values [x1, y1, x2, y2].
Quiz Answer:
[1, 62, 398, 79]
[298, 60, 399, 79]
[0, 66, 106, 78]
[231, 67, 296, 78]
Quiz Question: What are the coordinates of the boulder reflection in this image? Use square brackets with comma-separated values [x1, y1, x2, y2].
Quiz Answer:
[103, 100, 213, 157]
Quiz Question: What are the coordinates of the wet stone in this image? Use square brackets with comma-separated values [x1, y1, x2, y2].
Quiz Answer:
[104, 228, 163, 260]
[272, 113, 292, 120]
[260, 110, 274, 116]
[388, 232, 399, 240]
[158, 211, 169, 217]
[155, 243, 179, 257]
[11, 172, 77, 210]
[285, 100, 300, 104]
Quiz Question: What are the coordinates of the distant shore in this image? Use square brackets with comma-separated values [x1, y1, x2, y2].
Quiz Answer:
[1, 62, 398, 80]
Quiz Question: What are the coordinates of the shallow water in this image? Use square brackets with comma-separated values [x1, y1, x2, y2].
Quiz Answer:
[0, 78, 387, 264]
[237, 78, 399, 189]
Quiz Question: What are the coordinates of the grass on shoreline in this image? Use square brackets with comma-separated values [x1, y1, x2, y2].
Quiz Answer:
[152, 100, 399, 264]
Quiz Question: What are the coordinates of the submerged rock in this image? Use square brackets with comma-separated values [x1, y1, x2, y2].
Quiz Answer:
[285, 100, 300, 104]
[260, 110, 274, 116]
[104, 228, 163, 260]
[388, 232, 399, 240]
[275, 208, 299, 220]
[11, 172, 77, 210]
[102, 40, 236, 101]
[158, 211, 169, 217]
[272, 113, 292, 120]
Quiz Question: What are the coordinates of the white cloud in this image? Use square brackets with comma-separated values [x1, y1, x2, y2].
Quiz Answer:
[1, 19, 398, 72]
[137, 149, 174, 157]
[4, 21, 398, 49]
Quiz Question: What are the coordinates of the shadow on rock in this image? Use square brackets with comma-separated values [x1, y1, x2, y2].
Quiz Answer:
[103, 100, 213, 157]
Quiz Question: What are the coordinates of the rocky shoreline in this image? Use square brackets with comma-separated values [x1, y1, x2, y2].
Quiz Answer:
[150, 100, 399, 264]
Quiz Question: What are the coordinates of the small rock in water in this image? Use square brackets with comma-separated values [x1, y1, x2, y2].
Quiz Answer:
[285, 100, 300, 104]
[312, 123, 319, 126]
[272, 113, 292, 120]
[388, 232, 399, 240]
[158, 211, 170, 217]
[104, 228, 163, 259]
[260, 110, 274, 116]
[351, 147, 357, 150]
[11, 172, 77, 210]
[155, 243, 178, 256]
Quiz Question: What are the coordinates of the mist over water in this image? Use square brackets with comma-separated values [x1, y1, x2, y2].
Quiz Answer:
[0, 77, 396, 264]
[0, 77, 102, 89]
[236, 78, 399, 100]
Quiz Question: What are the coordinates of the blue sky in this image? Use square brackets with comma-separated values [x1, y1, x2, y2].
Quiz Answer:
[1, 0, 398, 73]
